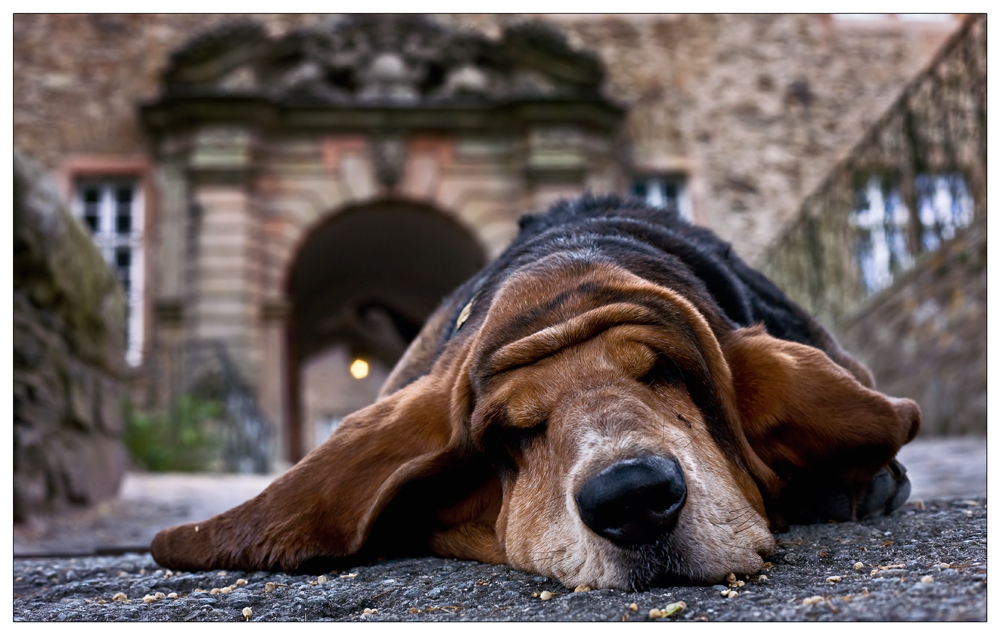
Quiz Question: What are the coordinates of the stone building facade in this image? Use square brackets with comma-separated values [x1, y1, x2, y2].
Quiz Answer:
[763, 15, 986, 436]
[13, 14, 962, 463]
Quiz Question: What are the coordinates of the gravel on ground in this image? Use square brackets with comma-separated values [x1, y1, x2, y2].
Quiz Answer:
[13, 497, 986, 622]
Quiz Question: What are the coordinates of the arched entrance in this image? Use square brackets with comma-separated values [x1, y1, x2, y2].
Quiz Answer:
[284, 200, 485, 461]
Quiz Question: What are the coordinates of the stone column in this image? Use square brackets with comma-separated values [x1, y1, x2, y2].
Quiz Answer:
[149, 157, 189, 408]
[524, 124, 590, 212]
[186, 126, 261, 388]
[258, 299, 290, 465]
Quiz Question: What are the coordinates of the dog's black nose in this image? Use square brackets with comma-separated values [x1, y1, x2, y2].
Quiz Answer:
[575, 456, 687, 547]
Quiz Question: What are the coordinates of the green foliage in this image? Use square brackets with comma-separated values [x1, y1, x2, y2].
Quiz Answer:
[123, 396, 225, 472]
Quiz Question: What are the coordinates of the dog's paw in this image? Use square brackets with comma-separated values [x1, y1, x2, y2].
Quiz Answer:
[775, 459, 912, 525]
[856, 459, 911, 519]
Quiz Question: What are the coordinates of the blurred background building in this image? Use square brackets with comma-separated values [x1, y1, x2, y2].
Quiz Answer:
[13, 13, 982, 472]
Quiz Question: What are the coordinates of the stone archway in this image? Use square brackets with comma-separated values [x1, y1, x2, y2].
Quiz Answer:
[284, 199, 485, 461]
[139, 14, 625, 469]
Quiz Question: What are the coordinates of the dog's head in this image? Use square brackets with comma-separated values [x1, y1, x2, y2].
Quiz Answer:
[151, 257, 919, 590]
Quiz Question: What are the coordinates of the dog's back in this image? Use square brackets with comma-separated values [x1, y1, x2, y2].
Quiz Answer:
[384, 195, 872, 396]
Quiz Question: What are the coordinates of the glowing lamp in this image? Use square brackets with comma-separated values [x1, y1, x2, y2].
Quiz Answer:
[349, 358, 369, 380]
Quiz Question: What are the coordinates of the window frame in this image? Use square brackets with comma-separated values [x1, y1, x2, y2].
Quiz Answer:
[631, 173, 694, 222]
[59, 157, 153, 368]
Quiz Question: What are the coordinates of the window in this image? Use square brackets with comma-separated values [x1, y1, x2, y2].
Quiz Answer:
[850, 177, 912, 294]
[632, 175, 693, 222]
[72, 179, 145, 366]
[914, 173, 974, 252]
[850, 172, 974, 295]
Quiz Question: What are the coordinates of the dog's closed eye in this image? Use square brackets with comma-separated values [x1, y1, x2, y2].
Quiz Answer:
[638, 355, 687, 388]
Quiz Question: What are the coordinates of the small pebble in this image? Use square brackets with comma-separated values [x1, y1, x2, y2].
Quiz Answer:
[663, 601, 686, 617]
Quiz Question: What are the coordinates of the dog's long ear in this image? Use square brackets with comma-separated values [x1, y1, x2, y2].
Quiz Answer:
[150, 343, 478, 573]
[720, 325, 920, 486]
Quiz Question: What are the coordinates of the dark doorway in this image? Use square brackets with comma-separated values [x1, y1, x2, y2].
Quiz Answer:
[285, 200, 485, 461]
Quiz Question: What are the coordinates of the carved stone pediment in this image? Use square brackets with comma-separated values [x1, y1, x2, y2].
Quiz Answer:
[159, 14, 606, 105]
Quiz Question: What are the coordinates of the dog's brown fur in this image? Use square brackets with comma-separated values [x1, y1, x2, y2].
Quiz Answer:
[151, 197, 919, 590]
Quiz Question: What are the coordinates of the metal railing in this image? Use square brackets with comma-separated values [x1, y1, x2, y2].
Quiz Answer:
[179, 339, 274, 474]
[761, 14, 986, 328]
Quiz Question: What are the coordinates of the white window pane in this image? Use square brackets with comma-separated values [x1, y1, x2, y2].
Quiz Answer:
[72, 177, 145, 366]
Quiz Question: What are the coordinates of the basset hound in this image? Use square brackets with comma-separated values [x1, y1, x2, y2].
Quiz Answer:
[151, 196, 920, 591]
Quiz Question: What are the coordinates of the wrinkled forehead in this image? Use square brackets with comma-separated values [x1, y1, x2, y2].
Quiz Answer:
[466, 253, 752, 474]
[472, 255, 709, 385]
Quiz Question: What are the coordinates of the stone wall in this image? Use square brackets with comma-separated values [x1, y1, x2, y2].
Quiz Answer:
[762, 15, 985, 327]
[14, 150, 129, 521]
[13, 14, 957, 263]
[838, 213, 986, 436]
[760, 15, 986, 435]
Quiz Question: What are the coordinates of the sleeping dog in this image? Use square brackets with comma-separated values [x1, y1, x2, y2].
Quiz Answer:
[152, 195, 919, 591]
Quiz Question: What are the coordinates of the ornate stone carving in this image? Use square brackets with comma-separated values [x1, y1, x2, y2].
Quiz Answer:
[160, 14, 607, 105]
[371, 133, 407, 189]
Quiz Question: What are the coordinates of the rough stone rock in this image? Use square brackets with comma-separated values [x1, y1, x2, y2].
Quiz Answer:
[13, 149, 129, 521]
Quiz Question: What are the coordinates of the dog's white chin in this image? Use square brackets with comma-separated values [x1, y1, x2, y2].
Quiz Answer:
[506, 496, 775, 591]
